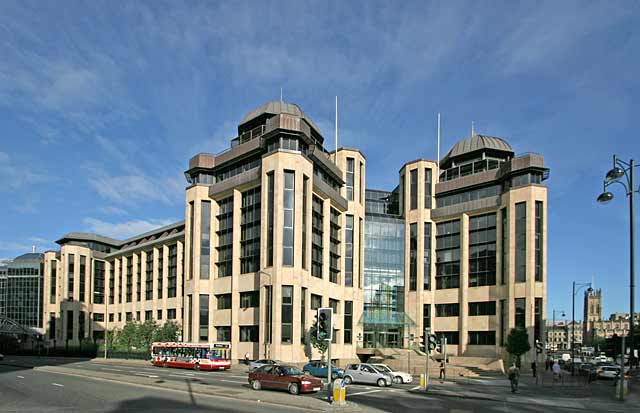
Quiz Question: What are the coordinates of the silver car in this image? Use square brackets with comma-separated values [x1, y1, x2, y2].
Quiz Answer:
[343, 363, 393, 387]
[249, 359, 278, 371]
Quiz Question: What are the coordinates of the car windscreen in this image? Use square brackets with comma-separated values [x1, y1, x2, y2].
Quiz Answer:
[282, 367, 304, 376]
[374, 365, 391, 373]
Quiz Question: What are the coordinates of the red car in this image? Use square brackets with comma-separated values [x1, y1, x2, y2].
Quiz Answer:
[248, 364, 323, 395]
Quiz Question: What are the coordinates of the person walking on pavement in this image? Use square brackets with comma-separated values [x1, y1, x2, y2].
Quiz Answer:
[508, 363, 520, 393]
[531, 361, 537, 378]
[552, 360, 562, 383]
[439, 360, 445, 380]
[244, 352, 250, 365]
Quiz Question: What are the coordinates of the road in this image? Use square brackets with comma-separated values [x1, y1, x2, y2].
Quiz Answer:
[1, 357, 637, 412]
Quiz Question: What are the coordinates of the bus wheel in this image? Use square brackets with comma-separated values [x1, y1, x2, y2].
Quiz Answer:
[194, 363, 200, 371]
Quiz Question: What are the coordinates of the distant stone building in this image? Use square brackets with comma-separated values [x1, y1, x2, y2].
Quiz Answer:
[583, 288, 637, 344]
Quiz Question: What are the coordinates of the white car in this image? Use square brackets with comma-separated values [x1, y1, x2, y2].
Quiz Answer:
[597, 366, 620, 380]
[372, 364, 413, 384]
[249, 359, 278, 371]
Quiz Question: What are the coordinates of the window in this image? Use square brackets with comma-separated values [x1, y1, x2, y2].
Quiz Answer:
[267, 172, 274, 266]
[346, 158, 354, 201]
[311, 294, 322, 310]
[167, 308, 176, 320]
[435, 303, 460, 317]
[93, 261, 105, 304]
[126, 312, 132, 322]
[109, 261, 115, 305]
[118, 313, 122, 322]
[360, 161, 364, 205]
[117, 259, 122, 303]
[216, 326, 231, 342]
[67, 254, 74, 300]
[436, 184, 501, 207]
[201, 200, 211, 279]
[409, 223, 417, 290]
[410, 169, 417, 210]
[187, 294, 192, 342]
[78, 312, 85, 340]
[301, 287, 307, 344]
[145, 310, 152, 321]
[468, 331, 496, 345]
[329, 298, 339, 314]
[66, 310, 74, 340]
[125, 256, 133, 302]
[217, 294, 232, 310]
[283, 171, 295, 266]
[312, 196, 324, 278]
[49, 314, 56, 340]
[145, 251, 153, 300]
[302, 176, 309, 269]
[189, 201, 194, 280]
[501, 208, 508, 285]
[424, 168, 432, 208]
[469, 213, 497, 287]
[535, 201, 543, 282]
[240, 326, 259, 342]
[136, 255, 141, 301]
[329, 208, 341, 284]
[282, 286, 293, 344]
[436, 220, 460, 289]
[515, 298, 526, 329]
[241, 188, 261, 273]
[79, 255, 86, 302]
[109, 313, 114, 322]
[424, 222, 431, 290]
[93, 313, 104, 322]
[265, 286, 272, 344]
[345, 215, 354, 287]
[535, 297, 542, 342]
[344, 301, 353, 344]
[216, 197, 233, 277]
[49, 262, 57, 304]
[423, 304, 431, 330]
[240, 291, 260, 308]
[199, 294, 209, 341]
[157, 310, 162, 320]
[359, 217, 363, 288]
[468, 301, 496, 316]
[436, 331, 459, 345]
[515, 202, 526, 282]
[157, 248, 164, 299]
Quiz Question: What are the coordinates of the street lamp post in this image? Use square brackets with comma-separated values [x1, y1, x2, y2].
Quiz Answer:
[597, 155, 639, 366]
[552, 309, 565, 353]
[572, 281, 592, 376]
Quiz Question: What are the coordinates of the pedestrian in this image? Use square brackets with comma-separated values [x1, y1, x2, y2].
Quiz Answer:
[508, 363, 520, 393]
[439, 360, 445, 380]
[545, 358, 551, 371]
[244, 352, 250, 365]
[552, 360, 561, 383]
[531, 361, 537, 378]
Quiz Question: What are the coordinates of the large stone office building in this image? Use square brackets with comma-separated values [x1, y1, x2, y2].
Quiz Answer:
[0, 253, 45, 332]
[42, 101, 548, 363]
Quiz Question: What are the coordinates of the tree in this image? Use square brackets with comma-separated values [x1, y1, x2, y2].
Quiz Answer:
[154, 320, 180, 343]
[106, 328, 120, 350]
[506, 327, 531, 366]
[138, 320, 158, 351]
[308, 323, 328, 361]
[118, 321, 139, 351]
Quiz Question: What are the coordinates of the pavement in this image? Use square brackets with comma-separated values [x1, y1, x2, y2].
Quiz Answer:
[2, 355, 640, 412]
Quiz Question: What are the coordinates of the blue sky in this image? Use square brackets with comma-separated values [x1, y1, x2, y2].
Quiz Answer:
[1, 1, 639, 319]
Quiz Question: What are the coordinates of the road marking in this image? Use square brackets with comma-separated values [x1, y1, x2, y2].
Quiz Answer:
[410, 385, 421, 391]
[228, 375, 248, 379]
[348, 389, 381, 397]
[168, 372, 195, 377]
[134, 373, 159, 378]
[17, 375, 24, 379]
[51, 383, 64, 387]
[100, 368, 124, 372]
[220, 379, 247, 384]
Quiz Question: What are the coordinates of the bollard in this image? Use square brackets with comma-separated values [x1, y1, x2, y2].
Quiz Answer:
[420, 373, 426, 390]
[332, 378, 346, 405]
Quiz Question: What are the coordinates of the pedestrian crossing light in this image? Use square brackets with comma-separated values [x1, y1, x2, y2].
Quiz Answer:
[317, 308, 333, 341]
[428, 334, 438, 352]
[535, 339, 543, 354]
[419, 335, 426, 352]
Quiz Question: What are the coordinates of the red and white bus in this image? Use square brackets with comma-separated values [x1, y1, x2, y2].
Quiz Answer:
[151, 342, 231, 371]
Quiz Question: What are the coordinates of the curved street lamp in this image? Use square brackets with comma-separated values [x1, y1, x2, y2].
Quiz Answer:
[597, 154, 639, 370]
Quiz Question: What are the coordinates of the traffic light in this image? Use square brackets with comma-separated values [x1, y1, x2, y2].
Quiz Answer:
[535, 339, 543, 354]
[419, 335, 426, 352]
[428, 334, 438, 352]
[317, 308, 333, 341]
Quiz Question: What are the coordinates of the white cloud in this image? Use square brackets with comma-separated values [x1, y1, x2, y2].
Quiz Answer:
[82, 217, 177, 240]
[0, 151, 60, 193]
[98, 206, 128, 216]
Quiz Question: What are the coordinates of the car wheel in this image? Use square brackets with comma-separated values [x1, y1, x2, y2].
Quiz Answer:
[289, 383, 299, 395]
[343, 376, 353, 385]
[194, 363, 200, 371]
[393, 376, 402, 384]
[252, 380, 261, 390]
[377, 378, 386, 387]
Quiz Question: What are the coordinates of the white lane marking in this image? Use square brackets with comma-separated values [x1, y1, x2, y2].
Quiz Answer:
[220, 379, 247, 384]
[348, 389, 382, 397]
[228, 375, 248, 379]
[51, 383, 64, 387]
[99, 368, 124, 372]
[410, 385, 421, 391]
[168, 372, 195, 377]
[134, 373, 159, 378]
[17, 375, 25, 379]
